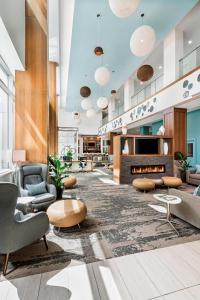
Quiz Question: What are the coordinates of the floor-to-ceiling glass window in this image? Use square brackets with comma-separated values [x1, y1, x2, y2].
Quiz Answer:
[0, 57, 14, 169]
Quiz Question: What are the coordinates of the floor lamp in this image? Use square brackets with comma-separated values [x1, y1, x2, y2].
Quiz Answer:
[12, 150, 26, 184]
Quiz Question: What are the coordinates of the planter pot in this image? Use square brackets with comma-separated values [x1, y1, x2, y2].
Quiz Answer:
[56, 187, 64, 199]
[180, 171, 186, 183]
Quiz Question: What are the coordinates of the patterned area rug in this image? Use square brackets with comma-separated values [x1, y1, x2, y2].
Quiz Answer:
[3, 169, 200, 279]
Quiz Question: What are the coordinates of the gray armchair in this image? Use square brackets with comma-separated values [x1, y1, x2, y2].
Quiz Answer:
[0, 183, 49, 275]
[18, 164, 57, 211]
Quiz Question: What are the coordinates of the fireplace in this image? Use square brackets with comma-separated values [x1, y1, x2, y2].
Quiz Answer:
[131, 164, 165, 175]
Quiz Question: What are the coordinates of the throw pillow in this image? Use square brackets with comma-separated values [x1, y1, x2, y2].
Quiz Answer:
[193, 185, 200, 197]
[195, 165, 200, 174]
[26, 181, 47, 196]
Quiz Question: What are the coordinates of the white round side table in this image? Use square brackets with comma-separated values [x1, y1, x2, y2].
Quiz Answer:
[153, 194, 182, 235]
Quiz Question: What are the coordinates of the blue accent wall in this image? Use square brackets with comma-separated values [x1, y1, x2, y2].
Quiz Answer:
[187, 109, 200, 165]
[152, 120, 163, 135]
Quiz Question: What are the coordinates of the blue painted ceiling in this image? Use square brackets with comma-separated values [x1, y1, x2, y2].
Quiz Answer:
[66, 0, 198, 111]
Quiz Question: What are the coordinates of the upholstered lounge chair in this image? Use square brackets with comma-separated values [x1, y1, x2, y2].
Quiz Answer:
[0, 183, 49, 275]
[18, 164, 57, 211]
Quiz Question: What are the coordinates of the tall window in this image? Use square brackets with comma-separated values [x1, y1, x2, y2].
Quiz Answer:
[0, 56, 14, 169]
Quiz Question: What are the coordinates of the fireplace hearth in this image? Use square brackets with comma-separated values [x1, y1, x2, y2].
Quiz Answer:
[131, 165, 165, 175]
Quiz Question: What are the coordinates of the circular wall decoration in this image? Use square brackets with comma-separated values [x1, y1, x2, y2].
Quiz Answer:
[80, 86, 91, 98]
[137, 64, 154, 82]
[183, 80, 189, 88]
[94, 46, 104, 56]
[130, 25, 156, 57]
[197, 74, 200, 82]
[109, 0, 140, 18]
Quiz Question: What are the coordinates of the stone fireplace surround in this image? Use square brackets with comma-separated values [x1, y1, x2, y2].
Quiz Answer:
[120, 155, 174, 184]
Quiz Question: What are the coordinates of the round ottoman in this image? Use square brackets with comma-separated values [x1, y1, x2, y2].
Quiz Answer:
[47, 200, 87, 228]
[64, 176, 77, 189]
[132, 178, 155, 192]
[162, 176, 182, 188]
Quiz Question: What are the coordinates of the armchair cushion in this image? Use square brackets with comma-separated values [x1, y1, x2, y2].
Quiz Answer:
[31, 193, 55, 204]
[26, 181, 47, 196]
[195, 165, 200, 174]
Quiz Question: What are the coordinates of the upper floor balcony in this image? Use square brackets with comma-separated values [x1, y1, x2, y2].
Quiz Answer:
[101, 45, 200, 130]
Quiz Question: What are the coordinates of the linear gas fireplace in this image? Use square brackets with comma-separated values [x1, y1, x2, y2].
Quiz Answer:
[131, 165, 166, 175]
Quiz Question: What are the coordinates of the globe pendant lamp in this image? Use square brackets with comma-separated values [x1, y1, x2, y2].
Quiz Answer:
[109, 0, 140, 18]
[86, 108, 96, 118]
[95, 66, 111, 86]
[81, 98, 93, 110]
[130, 14, 156, 57]
[130, 24, 156, 57]
[97, 96, 109, 109]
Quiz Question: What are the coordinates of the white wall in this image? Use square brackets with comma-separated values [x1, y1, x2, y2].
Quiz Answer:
[0, 18, 24, 76]
[163, 29, 183, 85]
[48, 0, 59, 63]
[0, 0, 25, 67]
[59, 0, 75, 108]
[58, 109, 101, 135]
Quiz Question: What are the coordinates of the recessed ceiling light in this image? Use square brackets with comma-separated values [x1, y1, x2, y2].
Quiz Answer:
[188, 40, 193, 45]
[159, 65, 163, 70]
[140, 81, 144, 85]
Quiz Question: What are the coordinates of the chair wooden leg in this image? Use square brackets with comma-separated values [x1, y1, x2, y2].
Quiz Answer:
[3, 253, 9, 276]
[43, 235, 48, 251]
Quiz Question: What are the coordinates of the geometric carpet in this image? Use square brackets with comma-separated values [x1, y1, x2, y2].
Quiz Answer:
[5, 168, 200, 279]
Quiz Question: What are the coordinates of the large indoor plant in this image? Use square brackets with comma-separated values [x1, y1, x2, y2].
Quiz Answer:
[175, 151, 191, 182]
[48, 155, 69, 199]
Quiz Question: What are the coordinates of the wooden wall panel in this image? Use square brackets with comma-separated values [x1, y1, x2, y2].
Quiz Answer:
[164, 108, 187, 156]
[49, 62, 58, 155]
[15, 0, 48, 163]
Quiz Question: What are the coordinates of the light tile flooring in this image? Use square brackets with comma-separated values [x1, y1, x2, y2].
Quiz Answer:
[1, 240, 200, 299]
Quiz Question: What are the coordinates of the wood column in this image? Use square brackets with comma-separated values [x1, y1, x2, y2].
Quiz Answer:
[15, 0, 48, 163]
[49, 62, 58, 155]
[108, 132, 118, 155]
[164, 107, 187, 156]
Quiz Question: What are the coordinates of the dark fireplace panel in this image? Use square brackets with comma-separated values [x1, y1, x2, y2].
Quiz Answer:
[131, 165, 165, 175]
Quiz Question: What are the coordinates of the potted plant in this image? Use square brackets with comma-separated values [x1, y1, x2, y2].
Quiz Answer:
[63, 146, 74, 161]
[175, 151, 191, 182]
[48, 155, 69, 199]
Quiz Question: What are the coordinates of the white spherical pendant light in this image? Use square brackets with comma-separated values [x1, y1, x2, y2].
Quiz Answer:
[97, 97, 109, 109]
[86, 108, 96, 118]
[81, 98, 92, 110]
[95, 66, 111, 86]
[130, 25, 156, 57]
[109, 0, 140, 18]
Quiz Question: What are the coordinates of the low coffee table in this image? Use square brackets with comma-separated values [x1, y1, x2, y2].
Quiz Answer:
[153, 194, 182, 235]
[47, 199, 87, 230]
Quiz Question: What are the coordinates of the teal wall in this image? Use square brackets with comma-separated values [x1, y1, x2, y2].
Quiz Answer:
[187, 109, 200, 165]
[152, 120, 163, 135]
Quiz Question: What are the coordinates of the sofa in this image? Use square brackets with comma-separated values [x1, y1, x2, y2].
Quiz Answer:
[169, 188, 200, 229]
[186, 168, 200, 185]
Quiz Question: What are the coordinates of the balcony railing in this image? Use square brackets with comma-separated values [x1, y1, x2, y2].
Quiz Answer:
[130, 74, 163, 108]
[179, 45, 200, 77]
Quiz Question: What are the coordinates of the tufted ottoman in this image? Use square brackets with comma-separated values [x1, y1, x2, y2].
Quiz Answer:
[47, 199, 87, 228]
[64, 176, 77, 189]
[162, 176, 182, 188]
[132, 178, 155, 192]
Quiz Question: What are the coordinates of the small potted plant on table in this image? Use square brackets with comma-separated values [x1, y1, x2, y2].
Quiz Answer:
[175, 151, 191, 182]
